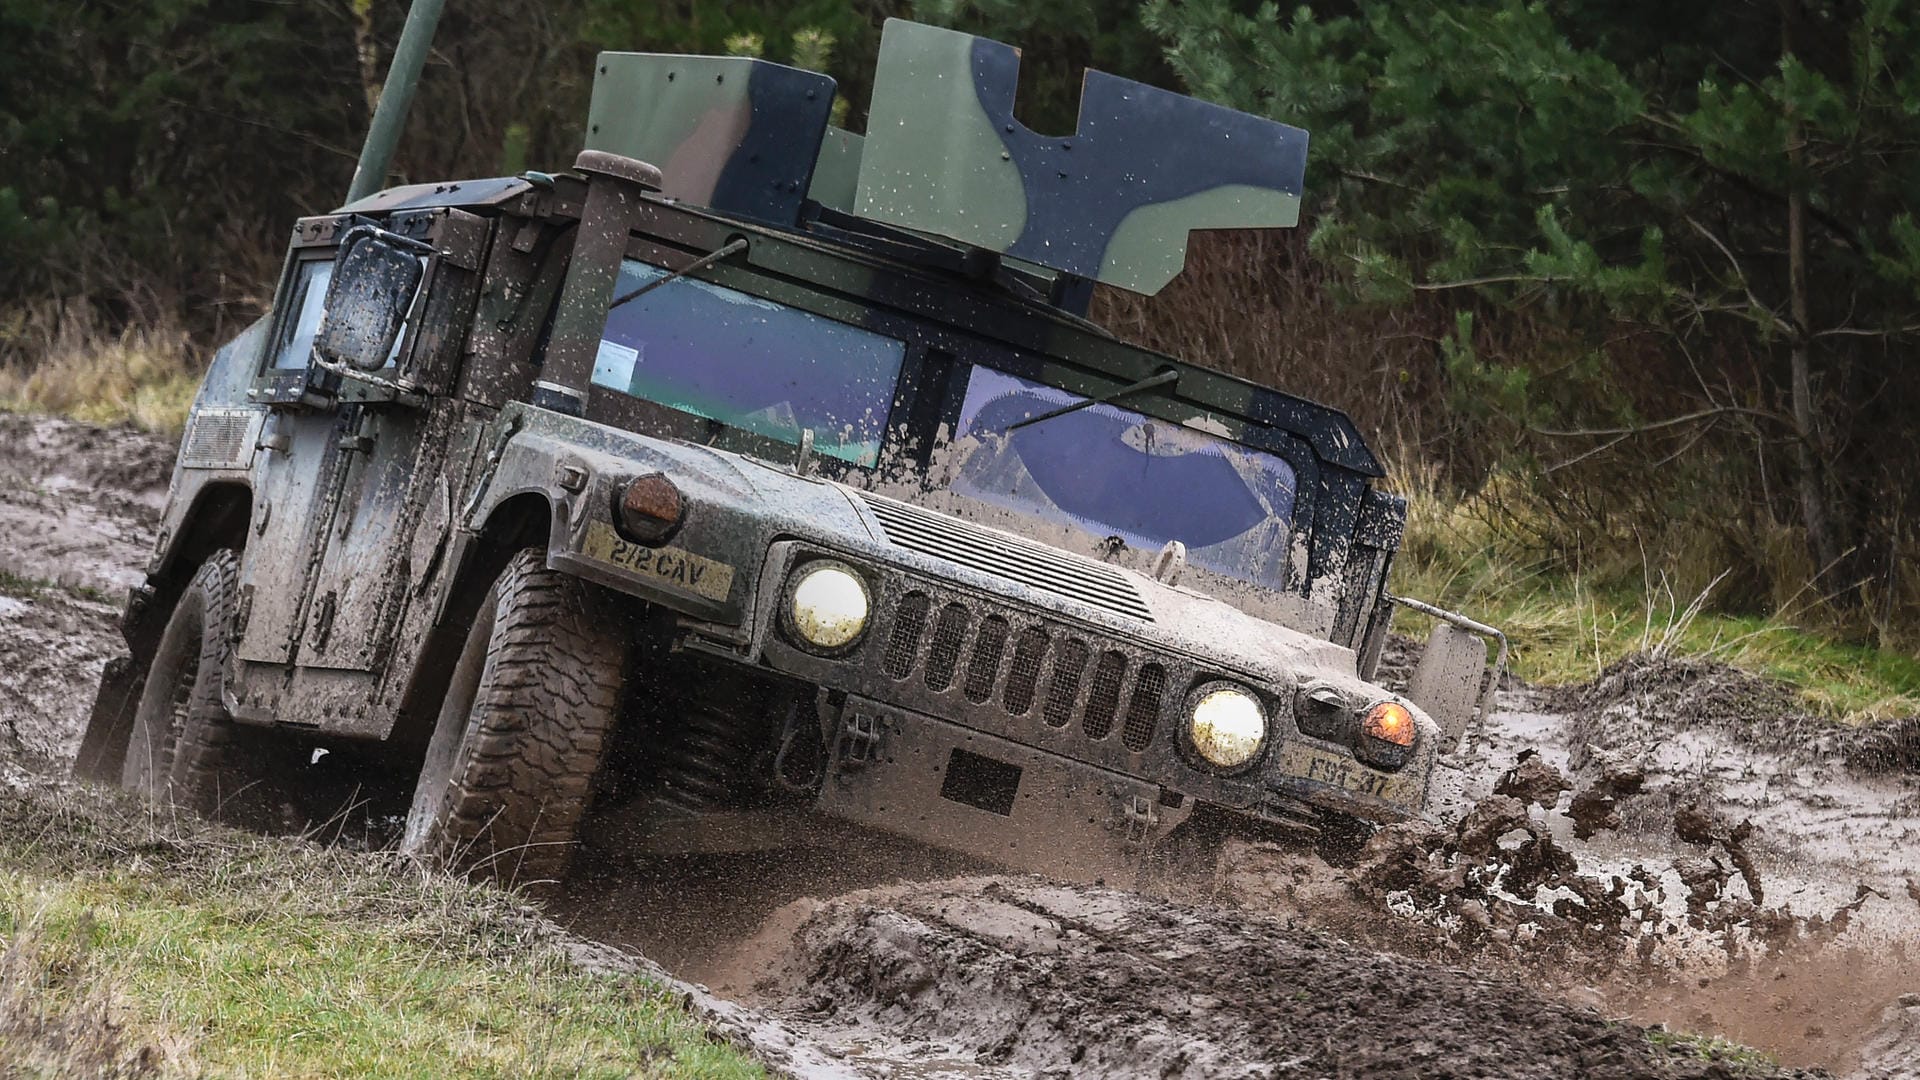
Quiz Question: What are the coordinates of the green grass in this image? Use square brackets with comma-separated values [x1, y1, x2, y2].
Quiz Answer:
[1389, 466, 1920, 723]
[0, 569, 117, 606]
[0, 781, 765, 1079]
[1644, 1028, 1781, 1074]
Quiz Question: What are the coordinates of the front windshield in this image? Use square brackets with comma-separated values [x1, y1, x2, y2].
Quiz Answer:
[593, 259, 905, 466]
[934, 366, 1298, 592]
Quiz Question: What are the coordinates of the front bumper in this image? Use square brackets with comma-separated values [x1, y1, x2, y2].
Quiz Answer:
[815, 698, 1191, 879]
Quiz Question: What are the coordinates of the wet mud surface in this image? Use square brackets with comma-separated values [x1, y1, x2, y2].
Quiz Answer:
[4, 413, 1917, 1078]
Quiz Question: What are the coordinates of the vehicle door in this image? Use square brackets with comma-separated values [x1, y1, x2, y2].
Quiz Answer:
[236, 210, 488, 681]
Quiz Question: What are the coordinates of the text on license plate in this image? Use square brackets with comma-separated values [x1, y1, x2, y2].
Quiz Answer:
[1279, 745, 1407, 801]
[581, 521, 736, 602]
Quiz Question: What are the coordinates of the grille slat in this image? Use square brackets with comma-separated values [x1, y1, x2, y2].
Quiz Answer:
[1003, 626, 1050, 716]
[858, 493, 1152, 621]
[1082, 652, 1128, 740]
[964, 616, 1011, 703]
[924, 603, 972, 692]
[1123, 663, 1168, 751]
[866, 504, 1143, 599]
[1044, 640, 1092, 728]
[884, 592, 932, 679]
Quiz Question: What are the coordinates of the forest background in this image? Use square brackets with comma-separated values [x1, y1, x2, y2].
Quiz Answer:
[4, 0, 1918, 708]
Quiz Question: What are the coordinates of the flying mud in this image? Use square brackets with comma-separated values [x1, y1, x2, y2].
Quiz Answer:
[2, 412, 1915, 1078]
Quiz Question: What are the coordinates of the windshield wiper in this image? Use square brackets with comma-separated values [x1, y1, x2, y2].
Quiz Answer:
[1004, 369, 1180, 433]
[607, 238, 749, 312]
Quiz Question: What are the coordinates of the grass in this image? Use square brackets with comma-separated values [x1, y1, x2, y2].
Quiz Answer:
[1389, 461, 1920, 724]
[0, 306, 201, 435]
[0, 569, 117, 606]
[0, 777, 765, 1079]
[1644, 1028, 1782, 1074]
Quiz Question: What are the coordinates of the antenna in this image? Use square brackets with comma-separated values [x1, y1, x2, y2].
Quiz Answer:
[345, 0, 450, 203]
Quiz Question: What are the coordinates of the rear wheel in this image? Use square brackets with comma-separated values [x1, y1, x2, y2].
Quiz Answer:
[401, 548, 626, 884]
[122, 550, 287, 826]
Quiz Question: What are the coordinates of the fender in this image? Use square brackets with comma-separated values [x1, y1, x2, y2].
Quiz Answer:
[72, 480, 253, 781]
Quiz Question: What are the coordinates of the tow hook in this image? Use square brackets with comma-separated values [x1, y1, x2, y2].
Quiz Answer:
[1122, 793, 1158, 848]
[836, 710, 884, 766]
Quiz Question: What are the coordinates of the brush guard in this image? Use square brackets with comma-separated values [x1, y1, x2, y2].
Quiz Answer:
[1369, 595, 1509, 754]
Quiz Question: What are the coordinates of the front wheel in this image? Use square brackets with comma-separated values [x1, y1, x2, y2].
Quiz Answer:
[401, 548, 626, 884]
[122, 550, 286, 826]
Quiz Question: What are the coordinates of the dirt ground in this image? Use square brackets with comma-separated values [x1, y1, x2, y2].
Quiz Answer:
[3, 412, 1916, 1079]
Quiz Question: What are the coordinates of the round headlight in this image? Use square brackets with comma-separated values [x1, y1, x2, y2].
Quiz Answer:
[788, 563, 870, 650]
[1188, 685, 1266, 769]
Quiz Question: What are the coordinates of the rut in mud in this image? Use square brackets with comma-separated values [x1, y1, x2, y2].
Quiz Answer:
[3, 412, 1917, 1079]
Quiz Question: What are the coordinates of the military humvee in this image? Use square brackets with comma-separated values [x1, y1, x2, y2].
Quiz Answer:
[74, 19, 1503, 883]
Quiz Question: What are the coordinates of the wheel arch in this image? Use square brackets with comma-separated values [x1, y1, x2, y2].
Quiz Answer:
[384, 489, 562, 756]
[74, 480, 253, 782]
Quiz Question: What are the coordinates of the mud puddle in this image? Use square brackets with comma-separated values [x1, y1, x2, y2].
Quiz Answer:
[5, 413, 1917, 1077]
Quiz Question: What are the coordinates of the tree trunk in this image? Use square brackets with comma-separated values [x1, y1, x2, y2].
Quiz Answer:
[1781, 0, 1850, 602]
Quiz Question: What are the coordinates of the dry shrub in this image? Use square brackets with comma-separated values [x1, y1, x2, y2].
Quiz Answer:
[0, 918, 166, 1079]
[1099, 231, 1920, 649]
[0, 302, 203, 435]
[1092, 229, 1450, 452]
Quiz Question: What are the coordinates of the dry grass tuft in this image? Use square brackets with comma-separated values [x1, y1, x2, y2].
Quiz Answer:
[0, 303, 202, 435]
[0, 772, 764, 1078]
[0, 915, 170, 1079]
[1385, 453, 1920, 723]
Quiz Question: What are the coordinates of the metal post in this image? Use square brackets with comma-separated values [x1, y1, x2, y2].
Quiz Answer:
[533, 150, 663, 417]
[345, 0, 450, 204]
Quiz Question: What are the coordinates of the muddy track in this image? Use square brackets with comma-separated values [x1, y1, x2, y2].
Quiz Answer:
[3, 413, 1916, 1079]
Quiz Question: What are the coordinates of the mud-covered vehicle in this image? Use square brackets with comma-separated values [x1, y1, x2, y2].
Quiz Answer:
[75, 20, 1502, 882]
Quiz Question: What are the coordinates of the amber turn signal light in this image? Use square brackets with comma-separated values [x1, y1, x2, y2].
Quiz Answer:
[616, 473, 685, 546]
[1362, 702, 1416, 747]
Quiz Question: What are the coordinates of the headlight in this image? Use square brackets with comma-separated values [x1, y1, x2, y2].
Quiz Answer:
[1188, 685, 1266, 769]
[788, 562, 870, 650]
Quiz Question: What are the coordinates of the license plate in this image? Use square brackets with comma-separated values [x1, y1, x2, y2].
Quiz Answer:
[1279, 744, 1412, 802]
[581, 521, 736, 602]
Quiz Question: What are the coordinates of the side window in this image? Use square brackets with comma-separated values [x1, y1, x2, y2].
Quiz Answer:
[268, 260, 334, 371]
[593, 259, 906, 467]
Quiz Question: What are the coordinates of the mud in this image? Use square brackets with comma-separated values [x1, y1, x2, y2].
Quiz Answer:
[5, 413, 1918, 1078]
[0, 413, 169, 597]
[734, 876, 1831, 1079]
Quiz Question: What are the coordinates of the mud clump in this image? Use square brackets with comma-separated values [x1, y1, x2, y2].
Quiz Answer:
[1840, 714, 1920, 774]
[0, 413, 174, 496]
[1566, 763, 1647, 840]
[756, 876, 1815, 1079]
[1854, 994, 1920, 1080]
[1495, 750, 1573, 809]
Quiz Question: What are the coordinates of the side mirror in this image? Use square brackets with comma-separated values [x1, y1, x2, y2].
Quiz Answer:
[315, 229, 424, 371]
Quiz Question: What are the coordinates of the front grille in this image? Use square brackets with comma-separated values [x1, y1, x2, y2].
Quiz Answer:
[883, 588, 1164, 754]
[857, 492, 1153, 622]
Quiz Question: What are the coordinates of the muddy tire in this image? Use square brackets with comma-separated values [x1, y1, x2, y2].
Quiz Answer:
[121, 550, 285, 825]
[401, 548, 625, 884]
